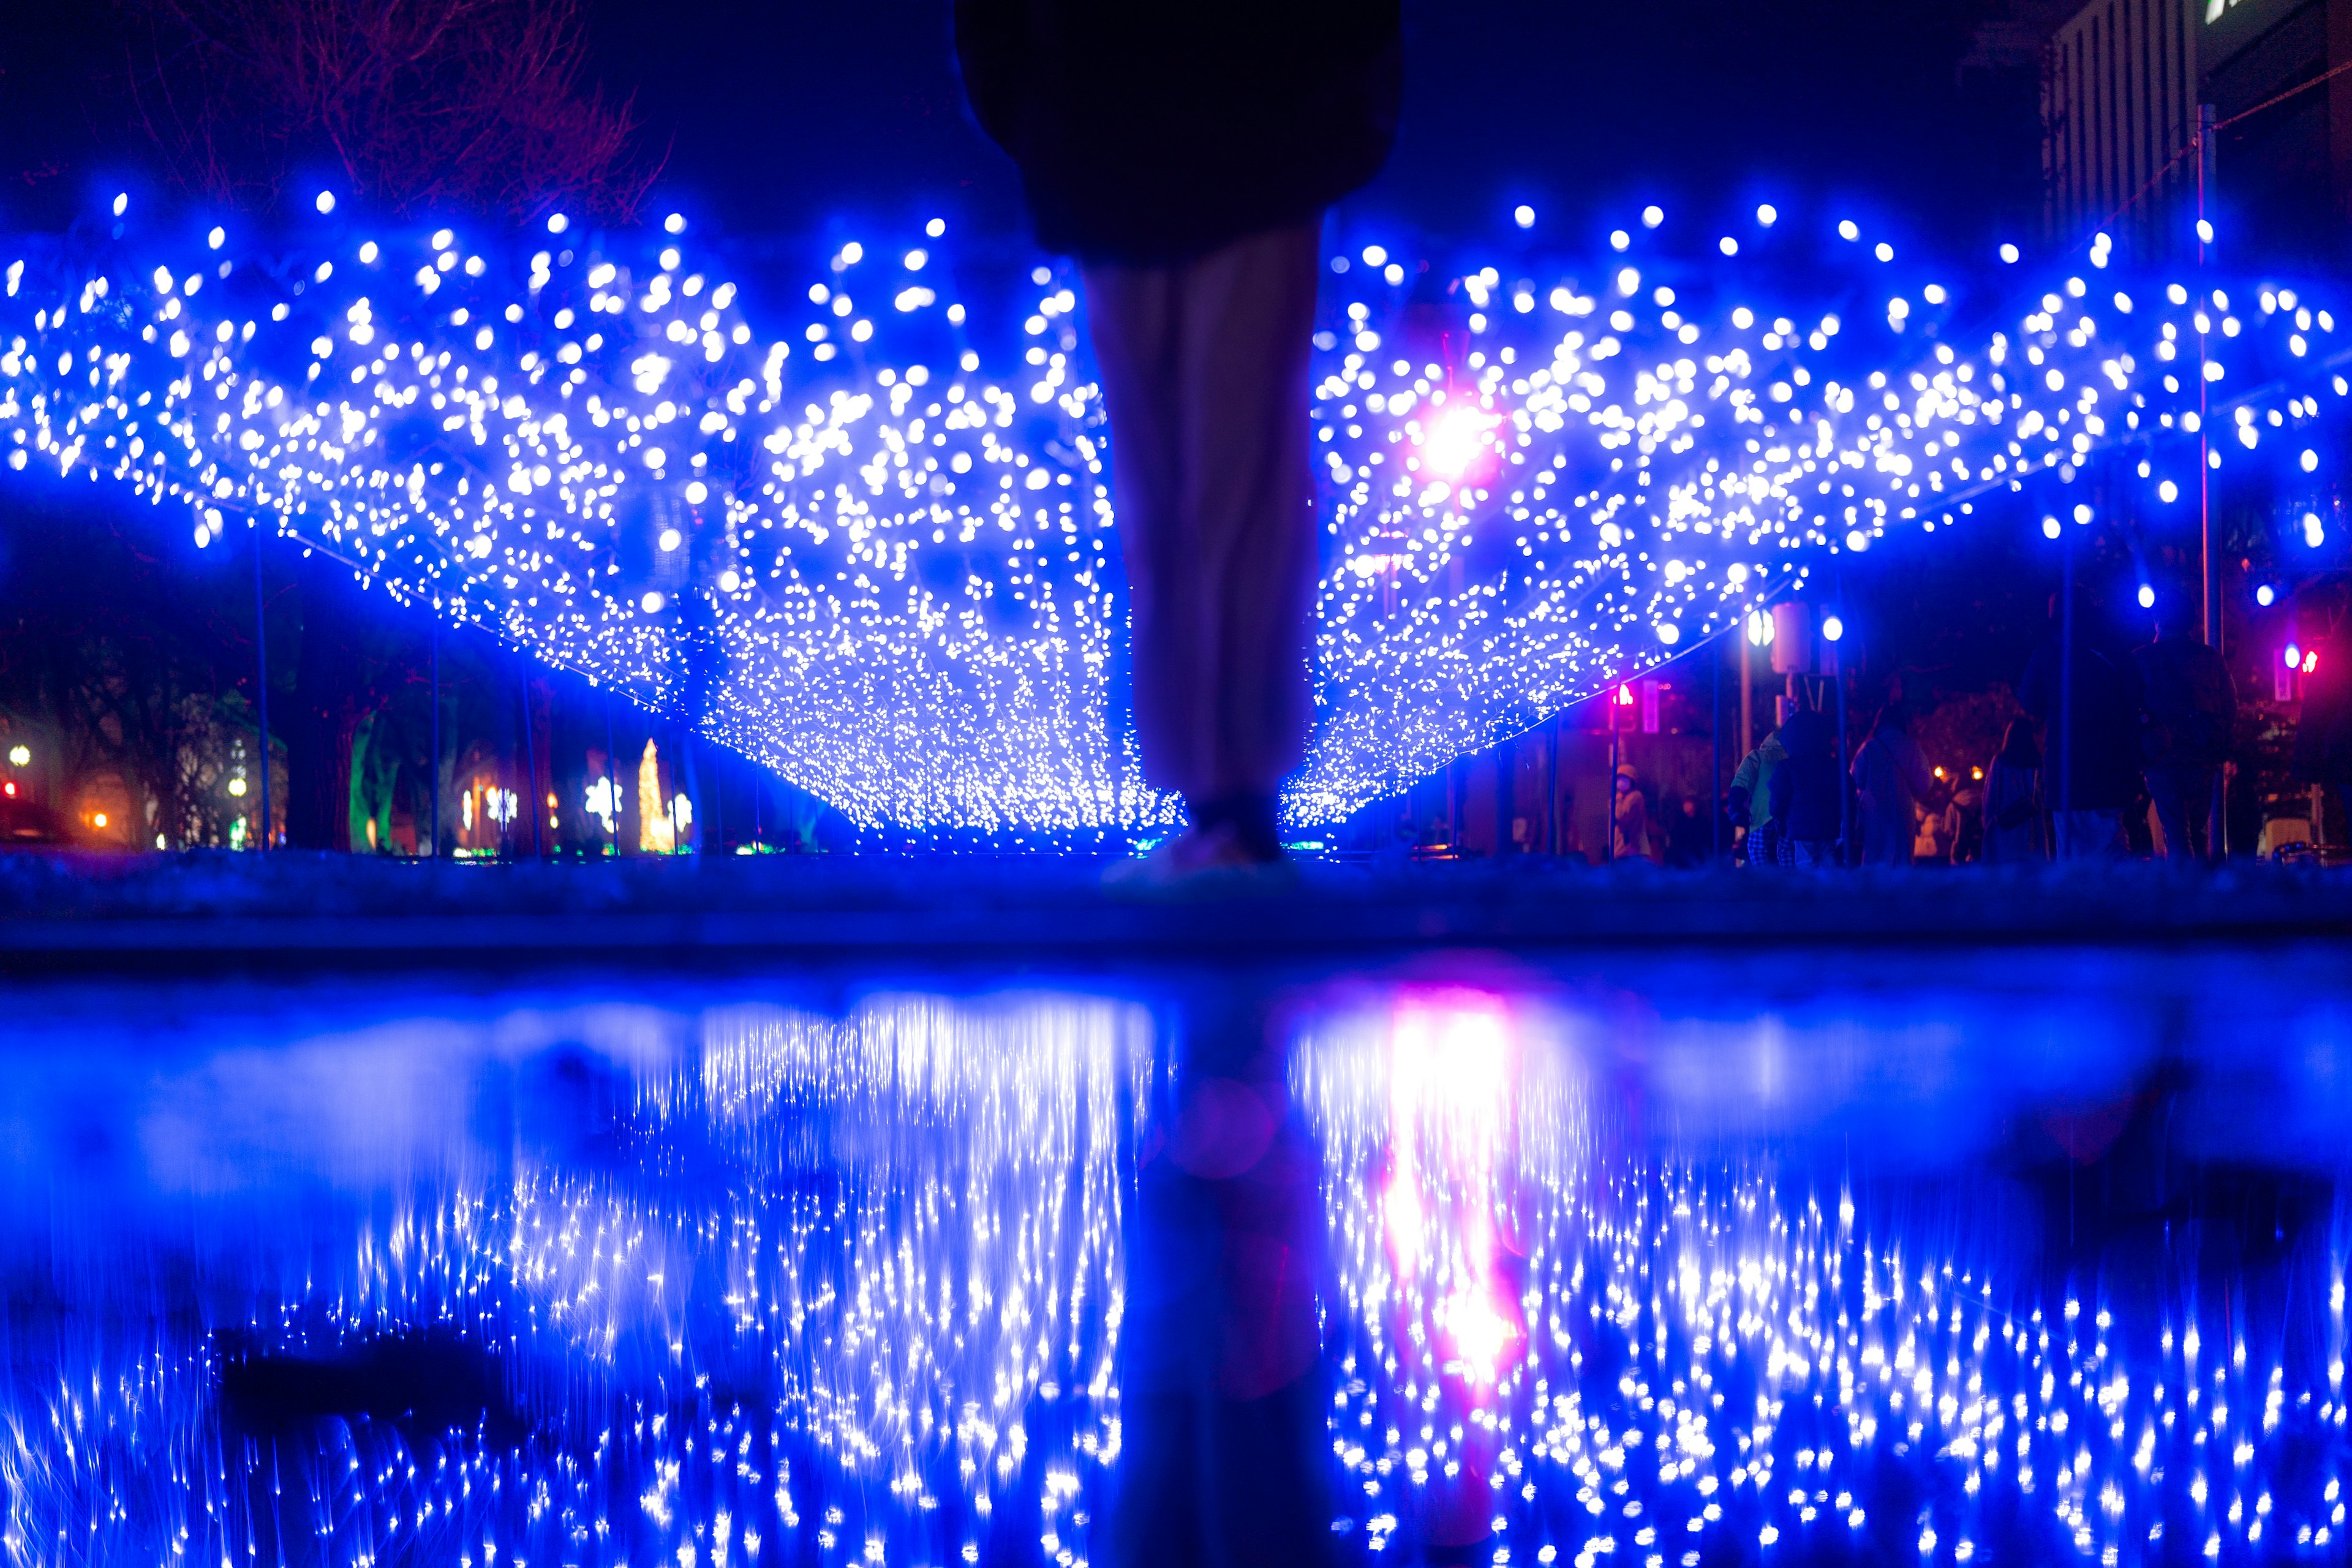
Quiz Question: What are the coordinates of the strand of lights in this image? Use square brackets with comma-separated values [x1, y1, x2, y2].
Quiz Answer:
[1, 198, 2344, 831]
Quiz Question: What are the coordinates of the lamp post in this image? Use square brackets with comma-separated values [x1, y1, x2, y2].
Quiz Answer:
[2198, 100, 2218, 650]
[252, 522, 271, 852]
[428, 624, 440, 859]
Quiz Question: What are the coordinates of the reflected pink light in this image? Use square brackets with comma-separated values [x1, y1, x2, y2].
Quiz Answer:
[1383, 1177, 1427, 1270]
[1384, 992, 1520, 1384]
[1438, 1284, 1513, 1381]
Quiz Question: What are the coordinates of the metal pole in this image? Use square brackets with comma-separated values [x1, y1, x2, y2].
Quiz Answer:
[2198, 101, 2218, 649]
[251, 523, 271, 852]
[1548, 715, 1561, 856]
[521, 668, 543, 859]
[1830, 671, 1849, 864]
[1493, 737, 1513, 858]
[2060, 532, 2077, 829]
[428, 624, 440, 858]
[605, 696, 621, 858]
[1739, 622, 1754, 760]
[1712, 635, 1724, 862]
[1607, 693, 1619, 865]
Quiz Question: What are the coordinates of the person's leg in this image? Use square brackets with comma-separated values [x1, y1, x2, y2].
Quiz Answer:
[1082, 258, 1196, 801]
[2145, 769, 2197, 863]
[1085, 224, 1320, 862]
[2053, 810, 2086, 859]
[1175, 224, 1322, 846]
[2056, 809, 2125, 860]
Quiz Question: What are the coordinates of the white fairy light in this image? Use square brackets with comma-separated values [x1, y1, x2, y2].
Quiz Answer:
[0, 200, 2337, 834]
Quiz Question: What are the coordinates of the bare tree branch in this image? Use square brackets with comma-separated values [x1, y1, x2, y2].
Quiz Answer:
[116, 0, 654, 221]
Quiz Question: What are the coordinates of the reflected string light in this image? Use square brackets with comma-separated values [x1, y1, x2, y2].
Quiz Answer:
[1295, 993, 2351, 1567]
[0, 987, 2347, 1567]
[0, 994, 1141, 1568]
[0, 206, 2345, 829]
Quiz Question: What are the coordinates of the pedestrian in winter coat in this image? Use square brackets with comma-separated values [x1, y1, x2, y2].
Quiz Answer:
[1766, 678, 1845, 868]
[1664, 794, 1714, 869]
[1980, 718, 2045, 864]
[2133, 619, 2236, 862]
[1850, 704, 1934, 866]
[2019, 591, 2146, 859]
[1728, 732, 1790, 867]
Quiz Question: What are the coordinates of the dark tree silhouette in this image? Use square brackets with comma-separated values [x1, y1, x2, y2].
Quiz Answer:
[105, 0, 660, 847]
[118, 0, 656, 221]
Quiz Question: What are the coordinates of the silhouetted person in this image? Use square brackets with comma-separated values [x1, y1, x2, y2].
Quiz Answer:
[1551, 784, 1586, 862]
[1767, 676, 1844, 868]
[1611, 764, 1652, 862]
[956, 4, 1403, 872]
[1728, 729, 1789, 867]
[1943, 770, 1983, 864]
[1112, 990, 1330, 1568]
[1980, 718, 2045, 864]
[2019, 590, 2146, 860]
[2134, 617, 2235, 862]
[1663, 793, 1712, 868]
[1850, 703, 1932, 866]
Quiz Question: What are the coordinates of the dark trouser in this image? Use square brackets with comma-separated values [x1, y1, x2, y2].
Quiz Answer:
[1082, 224, 1322, 804]
[2053, 808, 2126, 860]
[1790, 838, 1836, 869]
[2144, 766, 2219, 862]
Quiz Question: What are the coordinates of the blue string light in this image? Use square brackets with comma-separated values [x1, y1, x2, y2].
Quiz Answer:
[1, 196, 2340, 831]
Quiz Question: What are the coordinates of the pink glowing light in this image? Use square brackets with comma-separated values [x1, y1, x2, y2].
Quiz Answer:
[1422, 405, 1499, 482]
[1383, 992, 1520, 1382]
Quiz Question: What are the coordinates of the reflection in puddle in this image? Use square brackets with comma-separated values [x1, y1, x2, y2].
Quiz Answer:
[2, 993, 1141, 1568]
[1300, 981, 2350, 1567]
[0, 960, 2344, 1566]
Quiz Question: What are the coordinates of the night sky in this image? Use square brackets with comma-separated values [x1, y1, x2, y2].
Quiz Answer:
[0, 0, 2038, 249]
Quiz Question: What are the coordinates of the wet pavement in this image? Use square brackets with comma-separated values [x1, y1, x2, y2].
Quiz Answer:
[1, 931, 2347, 1566]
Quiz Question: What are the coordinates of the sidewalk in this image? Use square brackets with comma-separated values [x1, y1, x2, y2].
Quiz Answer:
[4, 851, 2350, 970]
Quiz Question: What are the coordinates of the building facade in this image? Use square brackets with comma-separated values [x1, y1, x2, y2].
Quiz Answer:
[2038, 0, 2352, 262]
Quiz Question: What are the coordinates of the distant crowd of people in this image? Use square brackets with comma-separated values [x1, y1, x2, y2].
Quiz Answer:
[1461, 578, 2352, 870]
[1708, 589, 2266, 868]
